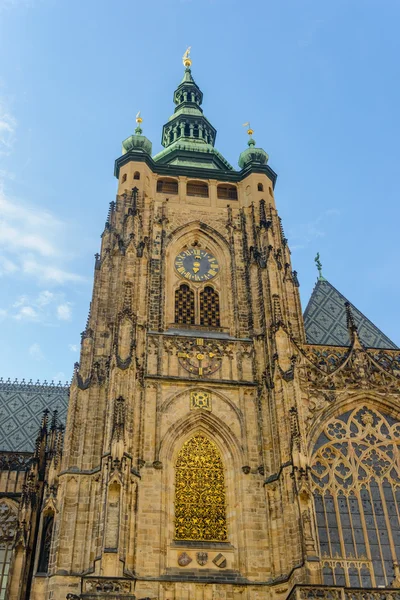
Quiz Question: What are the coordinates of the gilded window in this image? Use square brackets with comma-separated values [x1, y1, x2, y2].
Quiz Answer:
[175, 434, 227, 541]
[174, 284, 195, 325]
[199, 286, 220, 327]
[0, 502, 17, 599]
[311, 406, 400, 587]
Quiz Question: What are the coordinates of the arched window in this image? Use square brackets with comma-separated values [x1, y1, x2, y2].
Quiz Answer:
[217, 185, 238, 200]
[0, 501, 17, 596]
[311, 406, 400, 588]
[157, 178, 178, 195]
[133, 171, 140, 180]
[257, 183, 263, 191]
[175, 434, 227, 541]
[200, 286, 220, 327]
[187, 181, 209, 198]
[174, 284, 195, 325]
[121, 173, 127, 183]
[37, 514, 54, 573]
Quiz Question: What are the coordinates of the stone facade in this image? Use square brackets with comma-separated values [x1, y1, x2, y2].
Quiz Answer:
[1, 61, 400, 600]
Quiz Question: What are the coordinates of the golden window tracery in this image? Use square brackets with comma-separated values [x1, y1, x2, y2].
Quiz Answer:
[199, 286, 220, 327]
[174, 284, 195, 325]
[311, 406, 400, 587]
[175, 434, 227, 541]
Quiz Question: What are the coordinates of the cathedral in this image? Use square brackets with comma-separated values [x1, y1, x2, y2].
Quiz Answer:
[1, 51, 400, 600]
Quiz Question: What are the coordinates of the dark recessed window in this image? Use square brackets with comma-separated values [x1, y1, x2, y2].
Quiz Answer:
[187, 181, 209, 198]
[157, 178, 178, 195]
[217, 185, 238, 200]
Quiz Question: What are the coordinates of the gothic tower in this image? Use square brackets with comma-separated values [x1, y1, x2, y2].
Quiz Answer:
[10, 52, 400, 600]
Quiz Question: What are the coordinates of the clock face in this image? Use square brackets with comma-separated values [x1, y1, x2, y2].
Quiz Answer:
[174, 248, 219, 282]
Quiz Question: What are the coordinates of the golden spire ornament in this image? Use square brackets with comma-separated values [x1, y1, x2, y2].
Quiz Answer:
[135, 111, 143, 134]
[242, 121, 254, 136]
[182, 46, 192, 68]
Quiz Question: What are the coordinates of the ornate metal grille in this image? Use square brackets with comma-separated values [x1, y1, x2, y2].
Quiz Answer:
[199, 286, 220, 327]
[175, 434, 227, 541]
[311, 406, 400, 587]
[0, 501, 17, 599]
[174, 284, 195, 325]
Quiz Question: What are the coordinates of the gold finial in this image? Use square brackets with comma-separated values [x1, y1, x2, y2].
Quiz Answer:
[183, 46, 192, 68]
[242, 121, 254, 136]
[136, 111, 143, 125]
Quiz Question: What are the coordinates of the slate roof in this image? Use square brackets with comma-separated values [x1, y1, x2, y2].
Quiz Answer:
[0, 379, 69, 453]
[304, 278, 397, 349]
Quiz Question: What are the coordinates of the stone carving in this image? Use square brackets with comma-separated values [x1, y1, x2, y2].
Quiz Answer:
[190, 390, 211, 411]
[196, 551, 208, 566]
[177, 552, 192, 566]
[84, 578, 132, 593]
[213, 553, 227, 568]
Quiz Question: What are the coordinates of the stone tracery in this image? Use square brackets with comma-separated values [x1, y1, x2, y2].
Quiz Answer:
[311, 405, 400, 587]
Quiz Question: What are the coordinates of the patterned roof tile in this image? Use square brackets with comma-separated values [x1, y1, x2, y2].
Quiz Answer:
[0, 379, 69, 452]
[304, 279, 397, 349]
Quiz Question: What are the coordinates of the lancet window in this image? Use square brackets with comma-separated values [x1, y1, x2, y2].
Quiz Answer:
[311, 406, 400, 587]
[174, 284, 195, 325]
[175, 434, 227, 541]
[37, 514, 54, 573]
[174, 285, 221, 328]
[200, 286, 220, 327]
[0, 501, 17, 598]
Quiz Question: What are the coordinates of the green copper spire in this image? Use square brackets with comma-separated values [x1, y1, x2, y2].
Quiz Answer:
[153, 49, 233, 170]
[238, 125, 269, 169]
[121, 111, 152, 156]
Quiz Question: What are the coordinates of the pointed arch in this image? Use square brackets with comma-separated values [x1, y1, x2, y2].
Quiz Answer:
[157, 409, 246, 573]
[175, 434, 227, 541]
[310, 402, 400, 587]
[37, 513, 54, 573]
[200, 285, 220, 326]
[165, 221, 234, 333]
[174, 283, 195, 325]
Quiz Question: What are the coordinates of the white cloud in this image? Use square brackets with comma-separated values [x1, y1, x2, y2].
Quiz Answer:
[22, 258, 86, 284]
[0, 308, 7, 320]
[28, 342, 44, 360]
[57, 302, 72, 321]
[0, 173, 86, 287]
[14, 306, 38, 321]
[0, 104, 16, 154]
[0, 194, 59, 257]
[36, 290, 54, 306]
[68, 344, 78, 352]
[0, 256, 17, 275]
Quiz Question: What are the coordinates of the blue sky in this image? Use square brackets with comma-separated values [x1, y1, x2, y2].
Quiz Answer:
[0, 0, 399, 382]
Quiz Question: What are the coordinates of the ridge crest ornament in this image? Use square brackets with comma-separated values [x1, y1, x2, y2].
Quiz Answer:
[175, 248, 219, 282]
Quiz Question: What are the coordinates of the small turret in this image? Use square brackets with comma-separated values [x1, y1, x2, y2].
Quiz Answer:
[121, 111, 152, 156]
[238, 124, 269, 169]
